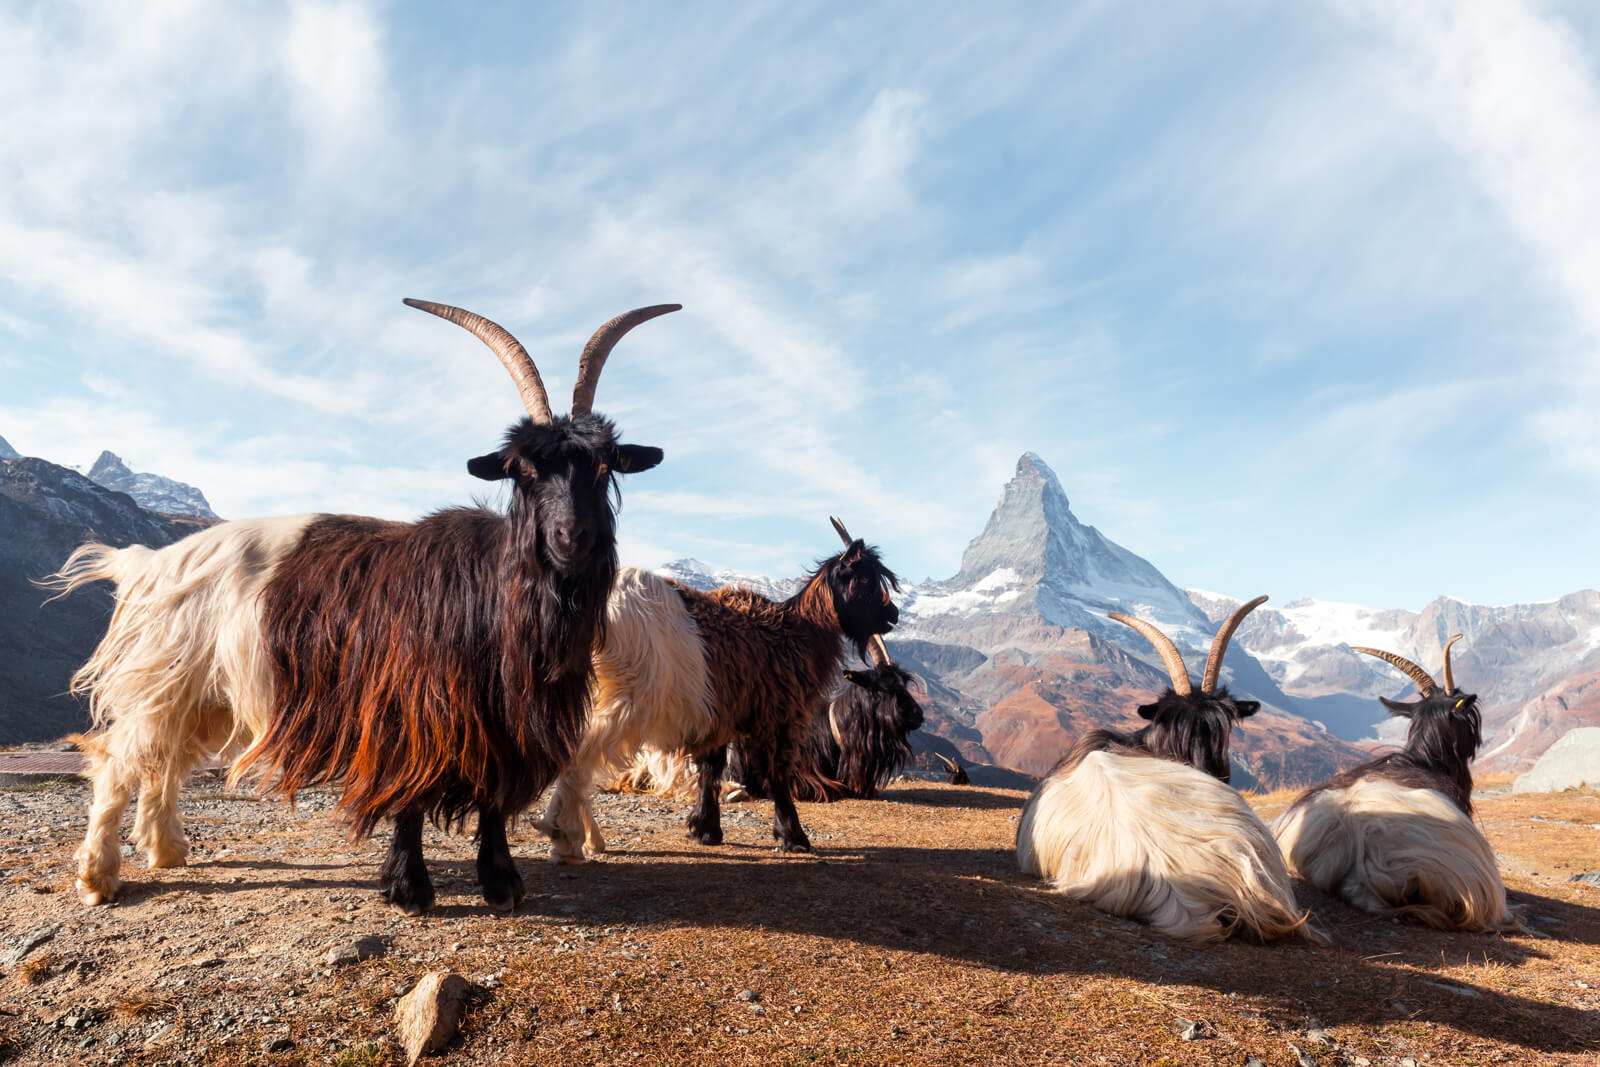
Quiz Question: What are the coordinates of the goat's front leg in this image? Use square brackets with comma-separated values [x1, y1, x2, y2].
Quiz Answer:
[685, 746, 728, 846]
[475, 806, 524, 913]
[76, 748, 138, 906]
[378, 808, 434, 916]
[767, 757, 812, 852]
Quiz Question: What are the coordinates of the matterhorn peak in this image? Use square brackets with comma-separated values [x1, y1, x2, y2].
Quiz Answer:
[904, 451, 1210, 645]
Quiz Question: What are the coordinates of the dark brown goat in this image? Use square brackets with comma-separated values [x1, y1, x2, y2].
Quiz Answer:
[680, 523, 901, 849]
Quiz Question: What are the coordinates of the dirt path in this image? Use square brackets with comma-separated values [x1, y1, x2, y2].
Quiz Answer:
[0, 778, 1596, 1065]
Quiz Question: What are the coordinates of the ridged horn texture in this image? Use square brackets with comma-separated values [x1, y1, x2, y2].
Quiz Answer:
[1201, 595, 1269, 693]
[1441, 633, 1463, 693]
[829, 516, 853, 547]
[867, 634, 891, 668]
[1352, 645, 1438, 697]
[403, 298, 553, 424]
[1108, 613, 1192, 697]
[933, 751, 958, 772]
[570, 304, 682, 416]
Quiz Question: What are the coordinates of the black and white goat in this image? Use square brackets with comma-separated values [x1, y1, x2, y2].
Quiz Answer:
[1016, 598, 1321, 942]
[536, 518, 901, 861]
[47, 300, 674, 912]
[1273, 637, 1514, 931]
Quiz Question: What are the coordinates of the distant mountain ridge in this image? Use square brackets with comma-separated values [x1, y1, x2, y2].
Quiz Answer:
[0, 434, 17, 460]
[1189, 589, 1600, 770]
[0, 455, 211, 743]
[87, 450, 217, 520]
[652, 452, 1592, 784]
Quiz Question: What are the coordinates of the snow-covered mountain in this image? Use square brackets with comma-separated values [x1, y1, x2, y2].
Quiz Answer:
[899, 453, 1263, 690]
[86, 451, 218, 520]
[890, 455, 1366, 785]
[655, 559, 804, 601]
[0, 434, 18, 460]
[1189, 589, 1600, 769]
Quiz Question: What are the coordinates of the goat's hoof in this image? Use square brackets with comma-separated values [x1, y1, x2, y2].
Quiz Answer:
[382, 880, 435, 917]
[77, 877, 118, 907]
[483, 890, 517, 914]
[145, 846, 188, 870]
[687, 827, 723, 846]
[778, 839, 812, 853]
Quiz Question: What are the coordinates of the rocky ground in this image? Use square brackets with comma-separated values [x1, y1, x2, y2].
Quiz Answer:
[0, 774, 1595, 1065]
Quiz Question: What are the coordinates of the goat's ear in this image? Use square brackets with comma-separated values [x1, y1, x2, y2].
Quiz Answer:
[1137, 702, 1160, 720]
[614, 445, 664, 474]
[842, 669, 863, 685]
[468, 452, 511, 481]
[1379, 696, 1417, 717]
[1235, 700, 1260, 718]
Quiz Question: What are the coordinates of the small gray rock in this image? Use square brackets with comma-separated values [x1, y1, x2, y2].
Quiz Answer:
[1567, 872, 1600, 885]
[7, 923, 60, 965]
[736, 989, 759, 1003]
[1288, 1043, 1318, 1067]
[261, 1036, 295, 1053]
[326, 935, 387, 967]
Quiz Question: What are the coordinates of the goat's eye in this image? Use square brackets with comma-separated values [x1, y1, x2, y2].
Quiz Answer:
[596, 463, 609, 482]
[518, 460, 535, 479]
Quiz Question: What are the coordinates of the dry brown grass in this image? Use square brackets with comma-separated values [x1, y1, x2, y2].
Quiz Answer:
[12, 954, 54, 986]
[0, 778, 1595, 1065]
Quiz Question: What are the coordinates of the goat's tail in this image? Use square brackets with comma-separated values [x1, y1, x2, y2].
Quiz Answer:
[38, 542, 149, 602]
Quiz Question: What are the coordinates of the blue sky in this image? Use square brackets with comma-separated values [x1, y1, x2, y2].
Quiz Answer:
[2, 0, 1597, 608]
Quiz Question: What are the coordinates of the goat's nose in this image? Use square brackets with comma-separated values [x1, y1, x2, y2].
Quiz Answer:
[552, 526, 591, 558]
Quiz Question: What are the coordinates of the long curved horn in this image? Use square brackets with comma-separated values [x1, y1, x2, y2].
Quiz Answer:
[1440, 633, 1463, 693]
[1352, 645, 1437, 697]
[570, 304, 682, 417]
[865, 634, 892, 668]
[828, 706, 844, 748]
[829, 516, 853, 547]
[1108, 613, 1192, 697]
[1202, 595, 1268, 693]
[404, 298, 553, 424]
[932, 751, 958, 772]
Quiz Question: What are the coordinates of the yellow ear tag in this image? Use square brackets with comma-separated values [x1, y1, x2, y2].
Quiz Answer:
[1455, 699, 1465, 709]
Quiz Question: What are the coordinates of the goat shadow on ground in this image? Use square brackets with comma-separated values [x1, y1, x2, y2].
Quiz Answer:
[873, 786, 1021, 811]
[488, 840, 1600, 1054]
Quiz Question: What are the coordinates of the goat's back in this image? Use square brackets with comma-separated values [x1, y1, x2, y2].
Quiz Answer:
[1018, 749, 1319, 943]
[52, 515, 317, 759]
[1273, 776, 1512, 931]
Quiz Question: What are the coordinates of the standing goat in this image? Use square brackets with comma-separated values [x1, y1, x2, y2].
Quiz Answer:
[537, 517, 901, 861]
[1017, 598, 1321, 942]
[1273, 637, 1514, 931]
[48, 300, 675, 913]
[727, 634, 924, 802]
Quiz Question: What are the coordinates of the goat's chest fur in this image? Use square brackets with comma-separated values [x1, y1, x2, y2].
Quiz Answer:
[248, 511, 601, 834]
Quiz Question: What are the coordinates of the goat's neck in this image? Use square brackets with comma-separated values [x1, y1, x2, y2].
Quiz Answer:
[779, 575, 849, 675]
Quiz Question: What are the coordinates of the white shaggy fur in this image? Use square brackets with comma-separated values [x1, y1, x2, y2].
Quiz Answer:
[535, 566, 716, 862]
[44, 516, 313, 905]
[1272, 778, 1513, 931]
[1017, 750, 1321, 942]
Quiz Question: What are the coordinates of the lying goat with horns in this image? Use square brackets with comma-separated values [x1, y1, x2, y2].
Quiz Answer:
[1017, 597, 1323, 942]
[1273, 637, 1515, 931]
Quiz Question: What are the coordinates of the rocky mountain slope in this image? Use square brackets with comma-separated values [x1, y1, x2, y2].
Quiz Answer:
[0, 455, 207, 744]
[86, 450, 218, 520]
[1190, 590, 1600, 771]
[885, 454, 1368, 788]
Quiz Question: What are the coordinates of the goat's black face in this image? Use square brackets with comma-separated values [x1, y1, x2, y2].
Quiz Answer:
[842, 663, 924, 733]
[1136, 686, 1259, 783]
[469, 415, 662, 573]
[822, 539, 901, 659]
[1380, 688, 1483, 768]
